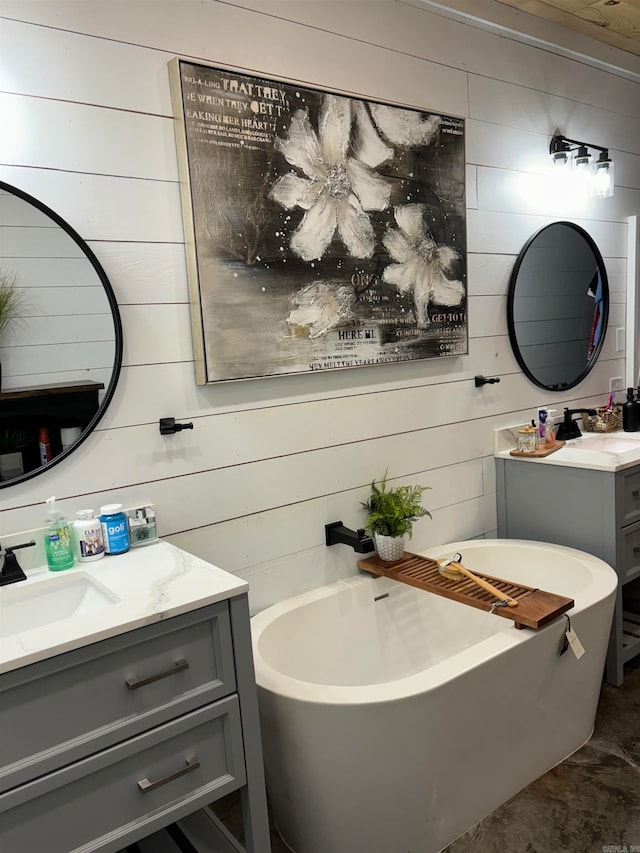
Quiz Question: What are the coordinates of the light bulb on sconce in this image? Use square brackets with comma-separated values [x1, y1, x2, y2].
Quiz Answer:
[593, 151, 614, 198]
[550, 136, 571, 167]
[549, 134, 615, 198]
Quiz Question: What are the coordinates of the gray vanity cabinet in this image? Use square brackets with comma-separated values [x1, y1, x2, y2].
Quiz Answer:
[496, 458, 640, 686]
[0, 595, 271, 852]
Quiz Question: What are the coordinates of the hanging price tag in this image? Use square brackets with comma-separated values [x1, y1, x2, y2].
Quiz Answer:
[565, 627, 585, 660]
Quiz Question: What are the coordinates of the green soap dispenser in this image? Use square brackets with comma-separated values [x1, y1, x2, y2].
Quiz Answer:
[44, 495, 76, 571]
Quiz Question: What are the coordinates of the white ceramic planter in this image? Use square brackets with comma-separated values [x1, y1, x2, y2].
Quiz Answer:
[0, 451, 23, 481]
[374, 533, 405, 562]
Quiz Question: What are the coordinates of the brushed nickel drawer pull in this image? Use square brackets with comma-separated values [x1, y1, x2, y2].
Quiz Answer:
[137, 757, 200, 793]
[125, 658, 189, 690]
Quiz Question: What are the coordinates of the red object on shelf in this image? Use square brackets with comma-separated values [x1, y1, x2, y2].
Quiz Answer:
[38, 427, 51, 465]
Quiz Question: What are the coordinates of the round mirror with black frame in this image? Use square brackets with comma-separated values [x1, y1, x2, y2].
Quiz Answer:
[0, 180, 123, 488]
[507, 221, 608, 392]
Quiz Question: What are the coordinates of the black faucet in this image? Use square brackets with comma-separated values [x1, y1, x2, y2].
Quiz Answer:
[325, 521, 375, 553]
[0, 540, 36, 586]
[555, 408, 597, 441]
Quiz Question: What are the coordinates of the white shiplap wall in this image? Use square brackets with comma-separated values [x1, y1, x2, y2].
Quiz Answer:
[0, 0, 638, 613]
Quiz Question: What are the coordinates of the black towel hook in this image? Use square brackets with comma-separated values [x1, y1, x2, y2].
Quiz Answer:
[474, 375, 501, 388]
[159, 417, 194, 435]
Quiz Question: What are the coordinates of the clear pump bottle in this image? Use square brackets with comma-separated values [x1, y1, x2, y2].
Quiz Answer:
[545, 410, 557, 444]
[44, 496, 75, 571]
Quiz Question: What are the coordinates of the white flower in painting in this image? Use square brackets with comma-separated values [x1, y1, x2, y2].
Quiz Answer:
[369, 104, 440, 148]
[352, 103, 441, 169]
[270, 95, 391, 261]
[352, 102, 394, 169]
[287, 281, 356, 338]
[382, 204, 464, 328]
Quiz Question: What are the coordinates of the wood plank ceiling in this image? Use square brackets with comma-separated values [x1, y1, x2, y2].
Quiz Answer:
[496, 0, 640, 55]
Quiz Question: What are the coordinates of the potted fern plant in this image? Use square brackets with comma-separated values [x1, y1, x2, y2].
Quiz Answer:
[0, 270, 29, 391]
[361, 471, 431, 562]
[0, 427, 29, 482]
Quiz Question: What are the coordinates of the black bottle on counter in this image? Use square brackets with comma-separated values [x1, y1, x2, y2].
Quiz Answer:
[623, 388, 640, 432]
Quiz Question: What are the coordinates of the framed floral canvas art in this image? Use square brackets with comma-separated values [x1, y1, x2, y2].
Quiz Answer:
[169, 58, 467, 384]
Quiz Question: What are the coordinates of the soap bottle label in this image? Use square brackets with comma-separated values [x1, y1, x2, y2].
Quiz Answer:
[45, 525, 75, 570]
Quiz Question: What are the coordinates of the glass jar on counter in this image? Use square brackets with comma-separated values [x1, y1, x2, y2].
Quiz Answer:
[517, 424, 538, 454]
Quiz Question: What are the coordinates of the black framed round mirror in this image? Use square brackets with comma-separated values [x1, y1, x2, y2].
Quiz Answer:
[0, 181, 123, 487]
[507, 221, 608, 392]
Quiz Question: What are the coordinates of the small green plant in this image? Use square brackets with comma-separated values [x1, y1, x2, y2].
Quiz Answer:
[361, 471, 431, 538]
[0, 427, 29, 454]
[0, 270, 29, 340]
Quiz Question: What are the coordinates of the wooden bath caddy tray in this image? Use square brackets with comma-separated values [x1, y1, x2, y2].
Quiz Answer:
[509, 440, 565, 458]
[357, 552, 574, 629]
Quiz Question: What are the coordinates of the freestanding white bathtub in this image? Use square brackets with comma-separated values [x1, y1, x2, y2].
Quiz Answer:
[251, 539, 617, 853]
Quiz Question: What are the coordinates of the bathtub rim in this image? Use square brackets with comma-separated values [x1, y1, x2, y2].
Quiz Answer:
[250, 539, 617, 705]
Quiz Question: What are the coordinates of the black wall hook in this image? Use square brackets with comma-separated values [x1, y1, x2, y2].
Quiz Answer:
[474, 375, 501, 388]
[159, 417, 194, 435]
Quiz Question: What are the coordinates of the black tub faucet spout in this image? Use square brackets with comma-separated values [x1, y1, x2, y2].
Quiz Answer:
[325, 521, 375, 553]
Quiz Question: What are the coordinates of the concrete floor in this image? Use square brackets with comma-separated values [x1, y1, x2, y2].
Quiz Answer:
[446, 659, 640, 852]
[214, 659, 640, 852]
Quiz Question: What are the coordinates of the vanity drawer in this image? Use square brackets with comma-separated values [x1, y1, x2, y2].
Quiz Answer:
[620, 469, 640, 527]
[0, 603, 235, 793]
[619, 524, 640, 584]
[0, 697, 246, 853]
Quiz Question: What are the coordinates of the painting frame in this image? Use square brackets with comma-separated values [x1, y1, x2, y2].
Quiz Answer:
[169, 57, 467, 385]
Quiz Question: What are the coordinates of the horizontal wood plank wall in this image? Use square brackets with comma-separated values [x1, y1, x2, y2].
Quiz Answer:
[0, 1, 639, 612]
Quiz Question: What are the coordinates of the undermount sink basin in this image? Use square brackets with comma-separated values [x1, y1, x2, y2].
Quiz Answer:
[554, 431, 640, 468]
[574, 435, 640, 452]
[0, 572, 120, 638]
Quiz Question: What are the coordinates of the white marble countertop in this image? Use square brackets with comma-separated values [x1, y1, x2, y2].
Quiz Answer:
[494, 425, 640, 472]
[0, 540, 247, 675]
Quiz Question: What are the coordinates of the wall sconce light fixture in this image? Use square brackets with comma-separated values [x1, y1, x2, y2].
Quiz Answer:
[549, 135, 615, 198]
